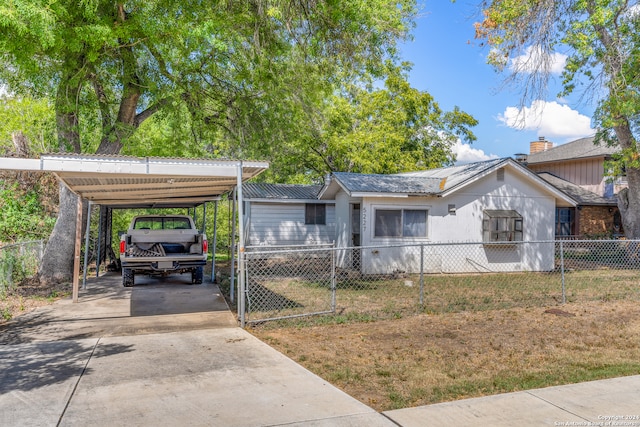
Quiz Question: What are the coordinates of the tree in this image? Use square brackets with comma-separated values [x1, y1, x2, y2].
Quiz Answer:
[0, 96, 58, 243]
[475, 0, 640, 238]
[314, 64, 477, 176]
[262, 63, 477, 182]
[0, 96, 57, 154]
[0, 0, 416, 283]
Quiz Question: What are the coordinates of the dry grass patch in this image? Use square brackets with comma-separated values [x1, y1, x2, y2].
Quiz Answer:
[0, 278, 71, 323]
[250, 300, 640, 411]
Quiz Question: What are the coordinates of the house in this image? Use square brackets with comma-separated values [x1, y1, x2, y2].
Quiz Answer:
[517, 136, 623, 237]
[244, 158, 575, 274]
[242, 183, 335, 247]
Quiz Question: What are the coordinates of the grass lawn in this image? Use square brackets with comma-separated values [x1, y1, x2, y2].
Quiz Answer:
[247, 268, 640, 411]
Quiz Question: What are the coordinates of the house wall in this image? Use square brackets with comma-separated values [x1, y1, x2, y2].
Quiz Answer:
[334, 192, 354, 267]
[338, 167, 557, 274]
[527, 158, 608, 196]
[246, 202, 336, 246]
[578, 206, 618, 236]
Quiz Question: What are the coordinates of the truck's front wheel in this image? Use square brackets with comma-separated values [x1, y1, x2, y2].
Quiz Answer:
[191, 266, 203, 285]
[123, 268, 135, 287]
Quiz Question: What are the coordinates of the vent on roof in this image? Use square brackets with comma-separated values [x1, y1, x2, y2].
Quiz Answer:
[497, 168, 505, 182]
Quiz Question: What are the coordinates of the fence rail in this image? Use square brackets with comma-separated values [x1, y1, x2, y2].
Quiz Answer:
[243, 240, 640, 324]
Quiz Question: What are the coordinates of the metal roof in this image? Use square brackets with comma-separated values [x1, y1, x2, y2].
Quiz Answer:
[243, 183, 322, 200]
[525, 136, 617, 164]
[399, 158, 507, 192]
[319, 158, 575, 207]
[328, 158, 508, 196]
[0, 154, 269, 208]
[331, 172, 443, 195]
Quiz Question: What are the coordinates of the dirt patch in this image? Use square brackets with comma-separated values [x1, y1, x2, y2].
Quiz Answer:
[0, 278, 71, 323]
[250, 300, 640, 411]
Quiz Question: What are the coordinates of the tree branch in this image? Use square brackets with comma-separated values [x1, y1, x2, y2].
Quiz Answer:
[134, 97, 171, 127]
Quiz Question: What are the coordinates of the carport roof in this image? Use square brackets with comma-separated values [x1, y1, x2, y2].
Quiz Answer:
[0, 154, 269, 208]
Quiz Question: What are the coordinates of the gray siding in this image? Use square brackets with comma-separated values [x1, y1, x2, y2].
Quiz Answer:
[247, 202, 335, 246]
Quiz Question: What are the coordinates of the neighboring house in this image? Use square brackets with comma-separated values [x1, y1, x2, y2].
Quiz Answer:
[245, 158, 576, 274]
[517, 136, 623, 237]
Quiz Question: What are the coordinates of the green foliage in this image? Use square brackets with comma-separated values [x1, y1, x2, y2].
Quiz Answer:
[0, 0, 418, 158]
[0, 181, 56, 243]
[262, 64, 477, 182]
[0, 96, 56, 154]
[0, 245, 40, 296]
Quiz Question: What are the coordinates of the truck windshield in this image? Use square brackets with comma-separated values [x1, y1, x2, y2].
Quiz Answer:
[133, 217, 191, 230]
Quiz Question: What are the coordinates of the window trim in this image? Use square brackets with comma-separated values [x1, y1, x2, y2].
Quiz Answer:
[373, 207, 429, 239]
[482, 209, 523, 243]
[555, 207, 575, 237]
[305, 203, 326, 225]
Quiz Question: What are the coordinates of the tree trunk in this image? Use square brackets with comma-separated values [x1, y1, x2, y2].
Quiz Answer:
[617, 167, 640, 239]
[38, 183, 81, 284]
[613, 121, 640, 238]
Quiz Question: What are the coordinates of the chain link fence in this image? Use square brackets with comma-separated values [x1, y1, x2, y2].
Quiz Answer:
[0, 240, 44, 297]
[243, 240, 640, 324]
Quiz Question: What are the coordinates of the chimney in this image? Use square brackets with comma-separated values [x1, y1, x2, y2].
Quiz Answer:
[530, 136, 553, 154]
[514, 153, 528, 163]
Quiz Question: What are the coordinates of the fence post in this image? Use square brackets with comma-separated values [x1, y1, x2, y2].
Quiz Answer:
[331, 244, 336, 313]
[560, 241, 566, 304]
[419, 244, 424, 307]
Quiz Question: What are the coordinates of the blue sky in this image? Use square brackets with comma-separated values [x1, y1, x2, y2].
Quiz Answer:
[399, 1, 597, 163]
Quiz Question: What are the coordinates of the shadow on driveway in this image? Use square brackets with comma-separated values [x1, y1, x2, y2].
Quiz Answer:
[0, 272, 236, 345]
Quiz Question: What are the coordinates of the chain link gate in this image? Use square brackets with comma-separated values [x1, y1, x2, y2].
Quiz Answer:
[244, 244, 336, 323]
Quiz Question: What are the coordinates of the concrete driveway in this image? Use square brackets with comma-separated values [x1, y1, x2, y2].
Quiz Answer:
[0, 273, 393, 426]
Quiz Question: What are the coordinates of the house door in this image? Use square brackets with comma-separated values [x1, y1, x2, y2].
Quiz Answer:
[351, 204, 361, 269]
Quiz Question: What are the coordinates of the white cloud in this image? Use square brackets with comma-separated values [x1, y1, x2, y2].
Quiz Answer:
[453, 140, 499, 164]
[510, 46, 567, 74]
[497, 100, 594, 140]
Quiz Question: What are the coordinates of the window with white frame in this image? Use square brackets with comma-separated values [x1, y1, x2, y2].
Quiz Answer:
[374, 208, 428, 238]
[482, 210, 523, 242]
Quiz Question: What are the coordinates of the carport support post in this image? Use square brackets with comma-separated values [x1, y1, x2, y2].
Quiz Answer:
[211, 201, 218, 283]
[95, 205, 102, 278]
[230, 188, 237, 304]
[72, 196, 83, 303]
[236, 162, 246, 328]
[82, 201, 93, 289]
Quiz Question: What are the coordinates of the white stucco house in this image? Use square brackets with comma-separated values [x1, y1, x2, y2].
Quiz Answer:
[243, 158, 576, 274]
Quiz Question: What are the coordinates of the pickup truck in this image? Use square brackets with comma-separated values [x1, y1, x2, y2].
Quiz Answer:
[119, 215, 208, 287]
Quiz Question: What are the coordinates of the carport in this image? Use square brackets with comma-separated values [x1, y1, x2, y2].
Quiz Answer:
[0, 153, 268, 325]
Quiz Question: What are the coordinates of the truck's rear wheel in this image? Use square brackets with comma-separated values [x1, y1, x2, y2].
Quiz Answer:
[191, 266, 203, 285]
[123, 268, 134, 287]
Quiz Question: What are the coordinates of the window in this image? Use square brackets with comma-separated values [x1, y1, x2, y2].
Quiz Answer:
[133, 217, 191, 230]
[374, 209, 428, 237]
[555, 208, 575, 236]
[482, 210, 523, 242]
[305, 204, 326, 225]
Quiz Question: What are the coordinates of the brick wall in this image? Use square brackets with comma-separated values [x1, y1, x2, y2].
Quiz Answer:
[578, 206, 617, 236]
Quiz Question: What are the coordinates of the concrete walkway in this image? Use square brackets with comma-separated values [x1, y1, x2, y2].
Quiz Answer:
[1, 273, 639, 426]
